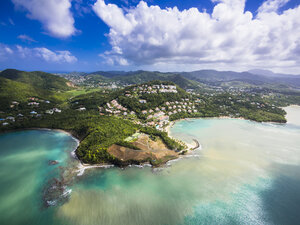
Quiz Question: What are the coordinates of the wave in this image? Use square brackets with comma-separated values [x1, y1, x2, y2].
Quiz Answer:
[76, 164, 115, 176]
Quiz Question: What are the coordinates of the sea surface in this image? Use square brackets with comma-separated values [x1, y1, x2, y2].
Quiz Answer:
[0, 106, 300, 225]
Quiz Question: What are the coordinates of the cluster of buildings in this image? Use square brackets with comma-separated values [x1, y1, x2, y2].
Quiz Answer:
[145, 111, 169, 129]
[141, 100, 198, 116]
[45, 108, 62, 114]
[100, 99, 135, 116]
[98, 94, 201, 130]
[133, 84, 178, 94]
[0, 98, 62, 126]
[0, 112, 27, 126]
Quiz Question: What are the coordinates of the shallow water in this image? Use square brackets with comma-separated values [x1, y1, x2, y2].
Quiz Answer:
[0, 130, 78, 225]
[0, 106, 300, 225]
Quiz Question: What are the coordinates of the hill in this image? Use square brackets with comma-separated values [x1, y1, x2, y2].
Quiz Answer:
[179, 70, 300, 89]
[0, 69, 72, 91]
[63, 69, 300, 93]
[0, 69, 74, 110]
[80, 70, 202, 90]
[0, 77, 288, 166]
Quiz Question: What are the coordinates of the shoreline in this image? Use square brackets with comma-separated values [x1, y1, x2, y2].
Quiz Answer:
[165, 119, 201, 151]
[0, 127, 102, 175]
[164, 113, 289, 152]
[1, 107, 295, 172]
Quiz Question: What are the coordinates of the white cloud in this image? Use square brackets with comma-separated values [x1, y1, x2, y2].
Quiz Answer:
[0, 44, 14, 62]
[0, 44, 14, 58]
[1, 44, 77, 64]
[258, 0, 290, 13]
[5, 47, 14, 54]
[8, 18, 15, 26]
[93, 0, 300, 73]
[12, 0, 76, 38]
[34, 48, 77, 63]
[17, 34, 37, 43]
[16, 46, 77, 63]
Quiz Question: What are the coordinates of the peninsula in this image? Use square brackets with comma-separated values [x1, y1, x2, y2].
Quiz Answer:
[0, 69, 296, 166]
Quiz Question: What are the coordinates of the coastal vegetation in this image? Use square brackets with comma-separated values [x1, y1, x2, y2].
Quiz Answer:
[0, 69, 297, 166]
[0, 109, 183, 165]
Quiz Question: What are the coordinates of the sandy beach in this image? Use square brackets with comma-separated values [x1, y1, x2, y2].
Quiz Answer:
[165, 119, 201, 151]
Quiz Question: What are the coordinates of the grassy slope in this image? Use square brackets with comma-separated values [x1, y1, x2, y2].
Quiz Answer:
[0, 77, 49, 110]
[0, 69, 71, 91]
[0, 69, 76, 110]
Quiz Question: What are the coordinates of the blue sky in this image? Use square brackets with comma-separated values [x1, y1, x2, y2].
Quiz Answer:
[0, 0, 299, 73]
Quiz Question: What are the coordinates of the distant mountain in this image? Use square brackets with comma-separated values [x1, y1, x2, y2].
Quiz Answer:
[85, 70, 202, 90]
[179, 70, 300, 89]
[66, 69, 300, 91]
[88, 71, 128, 78]
[248, 69, 277, 77]
[179, 70, 270, 86]
[248, 69, 299, 78]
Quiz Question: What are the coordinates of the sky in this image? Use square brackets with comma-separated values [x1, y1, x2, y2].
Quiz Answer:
[0, 0, 299, 74]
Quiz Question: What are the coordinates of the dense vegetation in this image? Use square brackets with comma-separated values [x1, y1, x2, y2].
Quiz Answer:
[74, 80, 287, 123]
[0, 109, 184, 165]
[1, 69, 297, 166]
[0, 69, 73, 110]
[0, 110, 136, 164]
[140, 126, 185, 151]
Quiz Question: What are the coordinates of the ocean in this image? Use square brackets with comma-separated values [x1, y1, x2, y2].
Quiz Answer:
[0, 106, 299, 225]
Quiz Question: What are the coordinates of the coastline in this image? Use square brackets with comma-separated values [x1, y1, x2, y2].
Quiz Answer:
[165, 119, 201, 151]
[1, 107, 294, 172]
[0, 127, 103, 175]
[33, 109, 297, 170]
[45, 129, 117, 176]
[164, 113, 286, 152]
[20, 128, 82, 160]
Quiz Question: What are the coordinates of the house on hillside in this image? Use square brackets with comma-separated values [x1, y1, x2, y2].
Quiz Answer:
[53, 108, 62, 113]
[6, 116, 15, 122]
[46, 109, 54, 115]
[77, 107, 86, 111]
[28, 102, 39, 106]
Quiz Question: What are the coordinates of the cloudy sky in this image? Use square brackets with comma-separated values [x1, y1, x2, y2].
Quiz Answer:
[0, 0, 299, 73]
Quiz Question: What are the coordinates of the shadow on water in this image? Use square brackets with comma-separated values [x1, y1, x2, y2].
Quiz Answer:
[260, 164, 300, 225]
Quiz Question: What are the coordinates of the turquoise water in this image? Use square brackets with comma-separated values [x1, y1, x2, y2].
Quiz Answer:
[0, 130, 78, 225]
[0, 106, 300, 225]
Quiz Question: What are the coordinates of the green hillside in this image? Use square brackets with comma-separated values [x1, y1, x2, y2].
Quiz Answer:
[0, 69, 75, 110]
[70, 80, 190, 112]
[0, 77, 40, 109]
[85, 71, 201, 89]
[0, 69, 72, 91]
[0, 75, 288, 165]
